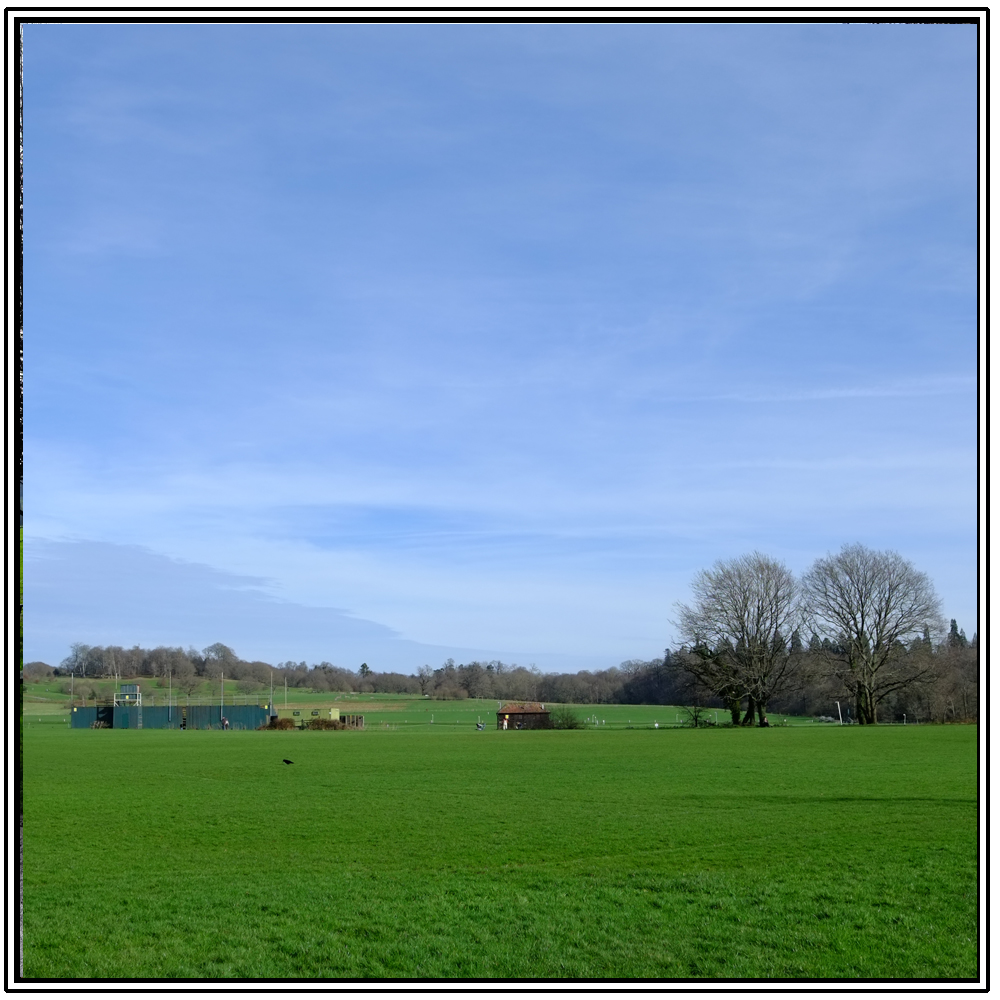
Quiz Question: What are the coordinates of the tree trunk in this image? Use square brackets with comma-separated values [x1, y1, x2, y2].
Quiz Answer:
[740, 696, 756, 726]
[725, 694, 741, 725]
[856, 684, 876, 725]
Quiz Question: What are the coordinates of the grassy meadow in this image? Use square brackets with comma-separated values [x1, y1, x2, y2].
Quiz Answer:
[21, 722, 977, 980]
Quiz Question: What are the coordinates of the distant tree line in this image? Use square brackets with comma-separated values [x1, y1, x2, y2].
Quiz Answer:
[23, 546, 976, 724]
[23, 631, 976, 725]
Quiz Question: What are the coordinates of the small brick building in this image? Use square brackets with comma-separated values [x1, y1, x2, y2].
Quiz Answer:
[497, 702, 551, 730]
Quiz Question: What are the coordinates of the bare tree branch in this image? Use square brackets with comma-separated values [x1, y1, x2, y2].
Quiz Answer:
[673, 552, 804, 725]
[801, 544, 944, 724]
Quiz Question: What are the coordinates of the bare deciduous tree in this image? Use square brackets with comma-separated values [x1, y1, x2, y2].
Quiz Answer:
[416, 666, 432, 696]
[202, 642, 237, 679]
[801, 543, 944, 725]
[674, 552, 802, 726]
[60, 642, 92, 677]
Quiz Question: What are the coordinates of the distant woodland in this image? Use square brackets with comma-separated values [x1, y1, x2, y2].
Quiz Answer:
[24, 622, 976, 725]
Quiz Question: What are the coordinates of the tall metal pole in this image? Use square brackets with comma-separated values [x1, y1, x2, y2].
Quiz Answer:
[284, 675, 287, 708]
[221, 671, 224, 721]
[168, 669, 172, 723]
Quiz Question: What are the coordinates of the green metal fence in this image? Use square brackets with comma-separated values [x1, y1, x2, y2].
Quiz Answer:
[69, 704, 269, 730]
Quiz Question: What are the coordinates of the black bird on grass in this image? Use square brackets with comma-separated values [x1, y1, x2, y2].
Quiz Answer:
[282, 759, 294, 765]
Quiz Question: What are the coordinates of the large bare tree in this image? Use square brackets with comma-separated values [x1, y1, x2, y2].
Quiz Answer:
[801, 544, 944, 725]
[674, 552, 802, 726]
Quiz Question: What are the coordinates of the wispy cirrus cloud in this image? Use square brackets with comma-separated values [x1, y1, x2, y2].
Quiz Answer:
[698, 376, 977, 405]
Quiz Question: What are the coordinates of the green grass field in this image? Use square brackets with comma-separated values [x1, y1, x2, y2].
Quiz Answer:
[21, 723, 977, 980]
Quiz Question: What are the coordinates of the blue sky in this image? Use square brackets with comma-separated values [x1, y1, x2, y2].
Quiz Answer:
[23, 22, 979, 671]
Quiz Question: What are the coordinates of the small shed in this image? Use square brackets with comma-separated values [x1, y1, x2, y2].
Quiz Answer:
[275, 707, 340, 728]
[497, 702, 551, 730]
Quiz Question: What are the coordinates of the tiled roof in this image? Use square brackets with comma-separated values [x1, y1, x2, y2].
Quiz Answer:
[498, 702, 549, 714]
